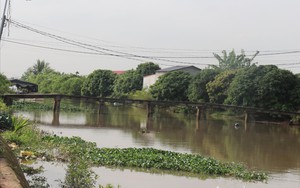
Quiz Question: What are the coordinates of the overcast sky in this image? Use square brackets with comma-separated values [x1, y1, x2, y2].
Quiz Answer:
[1, 0, 300, 78]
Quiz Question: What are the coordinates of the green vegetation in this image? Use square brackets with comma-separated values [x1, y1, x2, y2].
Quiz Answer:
[22, 59, 54, 80]
[1, 121, 268, 184]
[81, 69, 116, 97]
[60, 156, 98, 188]
[136, 62, 160, 76]
[226, 65, 300, 111]
[150, 71, 192, 101]
[17, 53, 300, 114]
[206, 70, 237, 104]
[188, 69, 220, 102]
[12, 100, 91, 112]
[11, 116, 31, 133]
[113, 70, 143, 95]
[41, 136, 267, 181]
[0, 111, 12, 131]
[0, 73, 10, 94]
[211, 49, 259, 70]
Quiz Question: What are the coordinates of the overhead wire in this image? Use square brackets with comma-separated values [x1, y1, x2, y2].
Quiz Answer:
[4, 19, 300, 69]
[7, 19, 218, 66]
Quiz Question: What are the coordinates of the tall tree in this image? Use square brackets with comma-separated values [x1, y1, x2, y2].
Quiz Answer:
[81, 70, 116, 97]
[114, 70, 143, 94]
[60, 77, 85, 96]
[136, 62, 160, 76]
[22, 59, 54, 80]
[206, 70, 237, 104]
[150, 71, 192, 101]
[212, 50, 259, 70]
[226, 65, 300, 111]
[188, 69, 220, 102]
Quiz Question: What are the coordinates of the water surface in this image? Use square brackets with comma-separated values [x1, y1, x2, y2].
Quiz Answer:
[17, 105, 300, 187]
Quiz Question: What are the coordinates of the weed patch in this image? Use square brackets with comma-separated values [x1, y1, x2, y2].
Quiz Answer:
[42, 136, 268, 182]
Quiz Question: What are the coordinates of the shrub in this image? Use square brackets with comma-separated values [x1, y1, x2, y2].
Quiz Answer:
[0, 112, 12, 131]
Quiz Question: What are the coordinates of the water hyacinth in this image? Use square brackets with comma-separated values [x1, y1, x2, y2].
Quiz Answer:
[42, 136, 268, 181]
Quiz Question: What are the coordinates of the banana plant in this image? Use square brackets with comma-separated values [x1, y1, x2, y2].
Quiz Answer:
[11, 116, 30, 133]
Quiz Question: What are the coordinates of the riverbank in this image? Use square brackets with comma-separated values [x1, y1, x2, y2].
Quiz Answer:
[0, 136, 30, 188]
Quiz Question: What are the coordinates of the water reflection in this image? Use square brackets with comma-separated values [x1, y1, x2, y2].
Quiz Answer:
[16, 105, 300, 177]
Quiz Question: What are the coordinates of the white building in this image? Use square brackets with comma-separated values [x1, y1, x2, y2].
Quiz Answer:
[143, 66, 201, 89]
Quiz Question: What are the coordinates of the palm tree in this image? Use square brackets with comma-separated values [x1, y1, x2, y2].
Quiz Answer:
[32, 59, 51, 75]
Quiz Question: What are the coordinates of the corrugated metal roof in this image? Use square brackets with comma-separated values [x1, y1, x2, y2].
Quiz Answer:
[156, 66, 200, 72]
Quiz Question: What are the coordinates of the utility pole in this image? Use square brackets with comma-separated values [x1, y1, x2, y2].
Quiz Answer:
[0, 0, 9, 41]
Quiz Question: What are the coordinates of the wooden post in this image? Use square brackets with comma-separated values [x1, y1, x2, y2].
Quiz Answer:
[244, 111, 248, 123]
[53, 96, 61, 113]
[196, 106, 201, 121]
[244, 111, 248, 131]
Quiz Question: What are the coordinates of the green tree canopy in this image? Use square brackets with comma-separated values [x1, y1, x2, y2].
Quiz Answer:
[22, 59, 54, 80]
[149, 71, 192, 101]
[212, 50, 259, 70]
[59, 76, 85, 96]
[114, 70, 143, 94]
[188, 69, 220, 102]
[226, 65, 300, 111]
[206, 70, 237, 104]
[136, 62, 160, 76]
[81, 69, 116, 97]
[0, 73, 10, 94]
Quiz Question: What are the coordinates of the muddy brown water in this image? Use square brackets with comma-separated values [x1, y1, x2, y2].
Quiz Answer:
[16, 105, 300, 188]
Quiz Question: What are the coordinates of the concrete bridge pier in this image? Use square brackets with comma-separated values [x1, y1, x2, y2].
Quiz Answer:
[53, 96, 61, 113]
[98, 100, 105, 114]
[147, 102, 154, 118]
[52, 111, 60, 125]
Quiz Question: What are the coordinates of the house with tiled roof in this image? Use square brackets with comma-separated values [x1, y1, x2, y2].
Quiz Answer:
[142, 66, 200, 89]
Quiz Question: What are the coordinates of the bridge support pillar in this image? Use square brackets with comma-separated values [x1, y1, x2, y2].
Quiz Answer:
[98, 100, 105, 114]
[52, 111, 60, 125]
[147, 102, 154, 118]
[53, 96, 61, 113]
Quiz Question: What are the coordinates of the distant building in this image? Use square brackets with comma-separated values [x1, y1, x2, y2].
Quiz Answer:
[113, 70, 126, 75]
[9, 79, 38, 93]
[143, 66, 201, 89]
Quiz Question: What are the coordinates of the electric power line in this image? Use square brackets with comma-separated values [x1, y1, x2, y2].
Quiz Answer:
[5, 19, 300, 69]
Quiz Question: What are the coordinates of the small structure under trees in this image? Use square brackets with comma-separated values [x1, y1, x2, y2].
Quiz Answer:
[143, 66, 201, 89]
[9, 79, 38, 93]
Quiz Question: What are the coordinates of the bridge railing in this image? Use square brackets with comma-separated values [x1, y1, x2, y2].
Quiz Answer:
[1, 94, 300, 117]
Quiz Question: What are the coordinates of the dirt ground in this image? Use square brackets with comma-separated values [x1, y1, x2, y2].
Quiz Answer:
[0, 136, 30, 188]
[0, 158, 23, 188]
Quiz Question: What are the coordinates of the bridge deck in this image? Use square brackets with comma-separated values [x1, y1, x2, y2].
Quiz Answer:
[1, 94, 300, 116]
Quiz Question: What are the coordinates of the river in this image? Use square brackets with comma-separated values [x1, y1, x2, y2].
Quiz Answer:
[16, 105, 300, 188]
